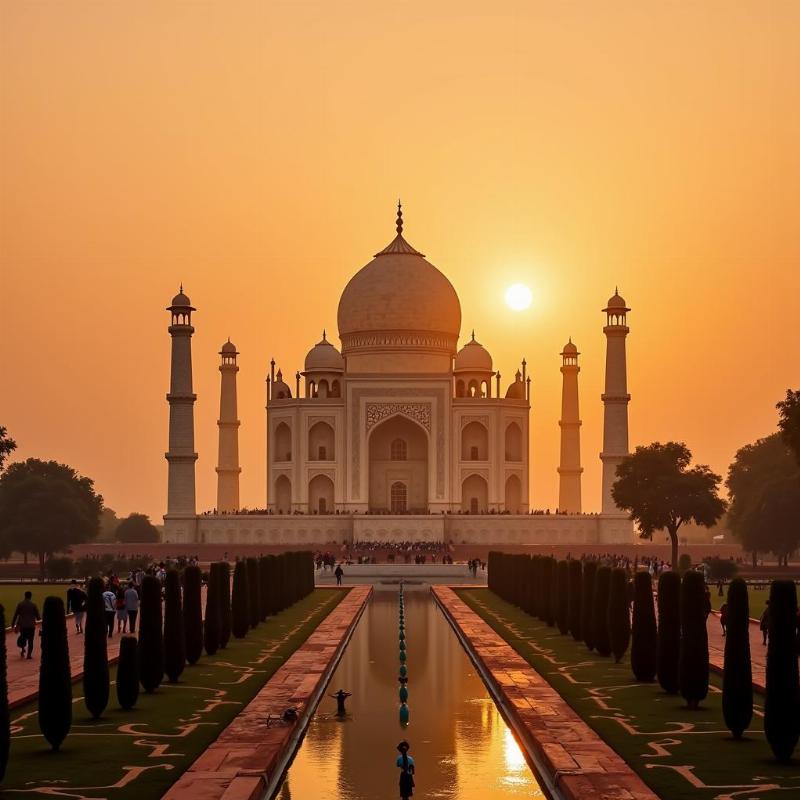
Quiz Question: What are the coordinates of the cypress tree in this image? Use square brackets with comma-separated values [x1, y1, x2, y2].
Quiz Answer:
[722, 577, 752, 738]
[608, 568, 631, 663]
[83, 576, 109, 719]
[232, 559, 250, 638]
[259, 556, 270, 621]
[138, 575, 164, 693]
[527, 556, 537, 616]
[0, 606, 8, 781]
[164, 569, 185, 682]
[592, 566, 612, 656]
[204, 563, 221, 656]
[38, 596, 71, 751]
[488, 551, 498, 594]
[183, 565, 203, 665]
[246, 557, 260, 628]
[679, 569, 709, 709]
[582, 561, 598, 651]
[657, 571, 681, 694]
[764, 580, 800, 761]
[568, 559, 583, 641]
[543, 557, 556, 627]
[218, 561, 232, 649]
[556, 560, 569, 634]
[116, 635, 139, 710]
[631, 571, 657, 681]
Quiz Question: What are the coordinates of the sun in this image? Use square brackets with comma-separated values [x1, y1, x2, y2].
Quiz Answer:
[505, 283, 532, 311]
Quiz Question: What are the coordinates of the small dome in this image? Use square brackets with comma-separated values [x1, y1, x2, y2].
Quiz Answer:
[304, 332, 344, 373]
[561, 339, 578, 355]
[170, 287, 193, 308]
[272, 370, 292, 400]
[605, 289, 628, 310]
[221, 339, 237, 354]
[455, 333, 493, 373]
[505, 370, 525, 399]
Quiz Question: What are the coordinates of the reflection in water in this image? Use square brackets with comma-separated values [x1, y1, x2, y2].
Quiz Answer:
[279, 588, 543, 799]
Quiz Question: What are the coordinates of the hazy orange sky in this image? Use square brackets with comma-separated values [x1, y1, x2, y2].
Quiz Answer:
[1, 2, 798, 521]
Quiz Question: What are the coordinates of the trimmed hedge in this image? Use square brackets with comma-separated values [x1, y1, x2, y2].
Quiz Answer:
[764, 580, 800, 762]
[116, 635, 139, 710]
[657, 571, 681, 694]
[631, 571, 657, 681]
[183, 565, 203, 665]
[0, 605, 8, 781]
[204, 563, 221, 656]
[568, 559, 583, 641]
[592, 567, 612, 657]
[232, 560, 249, 639]
[38, 596, 71, 751]
[722, 577, 752, 738]
[258, 556, 270, 621]
[246, 557, 260, 628]
[555, 560, 569, 635]
[138, 575, 164, 693]
[164, 569, 185, 682]
[218, 561, 231, 649]
[83, 576, 109, 719]
[608, 568, 631, 663]
[581, 561, 598, 651]
[679, 570, 709, 709]
[543, 557, 556, 627]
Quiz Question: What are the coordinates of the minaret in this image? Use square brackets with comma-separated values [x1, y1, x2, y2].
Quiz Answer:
[558, 339, 582, 513]
[600, 289, 631, 513]
[216, 339, 241, 512]
[166, 287, 198, 518]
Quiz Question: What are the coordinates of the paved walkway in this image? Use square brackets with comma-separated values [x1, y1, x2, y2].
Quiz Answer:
[163, 585, 371, 800]
[433, 586, 658, 800]
[706, 611, 766, 691]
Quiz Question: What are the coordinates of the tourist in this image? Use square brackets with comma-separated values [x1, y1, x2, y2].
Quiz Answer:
[11, 591, 40, 659]
[115, 585, 128, 633]
[124, 582, 140, 633]
[102, 584, 117, 638]
[66, 580, 87, 634]
[719, 601, 728, 636]
[329, 688, 351, 715]
[396, 740, 415, 799]
[760, 601, 770, 646]
[703, 587, 712, 620]
[335, 564, 344, 586]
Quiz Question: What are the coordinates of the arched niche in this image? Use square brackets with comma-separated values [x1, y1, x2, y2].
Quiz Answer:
[368, 415, 428, 512]
[505, 422, 523, 461]
[308, 421, 335, 461]
[461, 473, 488, 513]
[309, 474, 334, 514]
[461, 420, 488, 461]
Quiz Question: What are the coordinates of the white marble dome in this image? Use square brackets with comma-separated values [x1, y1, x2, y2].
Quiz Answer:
[304, 333, 344, 372]
[455, 335, 493, 373]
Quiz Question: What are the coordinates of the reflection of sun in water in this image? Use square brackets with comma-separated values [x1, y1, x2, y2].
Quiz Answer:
[504, 283, 532, 311]
[503, 726, 528, 774]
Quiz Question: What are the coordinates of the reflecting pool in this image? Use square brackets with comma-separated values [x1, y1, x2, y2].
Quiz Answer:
[277, 586, 543, 799]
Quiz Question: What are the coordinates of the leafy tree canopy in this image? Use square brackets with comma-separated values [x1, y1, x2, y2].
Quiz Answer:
[114, 513, 160, 543]
[0, 427, 16, 471]
[726, 433, 800, 561]
[0, 458, 103, 573]
[777, 389, 800, 467]
[612, 441, 726, 567]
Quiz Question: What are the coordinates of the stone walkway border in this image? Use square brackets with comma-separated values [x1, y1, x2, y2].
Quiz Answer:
[163, 585, 372, 800]
[433, 586, 659, 800]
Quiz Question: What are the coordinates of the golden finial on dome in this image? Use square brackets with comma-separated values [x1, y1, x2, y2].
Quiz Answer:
[396, 199, 403, 235]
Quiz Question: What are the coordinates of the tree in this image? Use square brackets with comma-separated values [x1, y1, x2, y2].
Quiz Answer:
[722, 578, 752, 739]
[581, 561, 597, 651]
[116, 636, 139, 710]
[679, 570, 709, 709]
[612, 442, 726, 571]
[764, 580, 800, 761]
[114, 513, 160, 544]
[218, 561, 231, 649]
[38, 596, 72, 751]
[543, 557, 555, 627]
[183, 565, 203, 665]
[555, 560, 569, 635]
[0, 459, 103, 577]
[204, 564, 221, 656]
[727, 434, 800, 564]
[592, 567, 612, 657]
[246, 557, 260, 628]
[608, 569, 631, 663]
[83, 577, 109, 719]
[0, 427, 16, 472]
[657, 571, 681, 694]
[164, 569, 185, 682]
[232, 560, 249, 638]
[567, 559, 583, 641]
[97, 507, 119, 542]
[631, 572, 657, 681]
[138, 575, 163, 693]
[259, 556, 270, 621]
[0, 605, 8, 781]
[777, 388, 800, 466]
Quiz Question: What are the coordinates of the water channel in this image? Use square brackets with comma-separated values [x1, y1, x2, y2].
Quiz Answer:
[277, 585, 544, 799]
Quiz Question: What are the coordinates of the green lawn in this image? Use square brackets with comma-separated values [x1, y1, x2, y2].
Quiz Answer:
[0, 583, 69, 619]
[710, 586, 769, 620]
[2, 588, 345, 799]
[457, 588, 800, 800]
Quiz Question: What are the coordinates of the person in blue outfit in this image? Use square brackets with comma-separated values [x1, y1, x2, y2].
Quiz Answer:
[396, 740, 415, 799]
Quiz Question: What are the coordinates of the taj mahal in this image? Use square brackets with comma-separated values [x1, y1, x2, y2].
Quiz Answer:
[163, 205, 634, 545]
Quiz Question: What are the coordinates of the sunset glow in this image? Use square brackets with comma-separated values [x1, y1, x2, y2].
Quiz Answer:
[505, 283, 533, 312]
